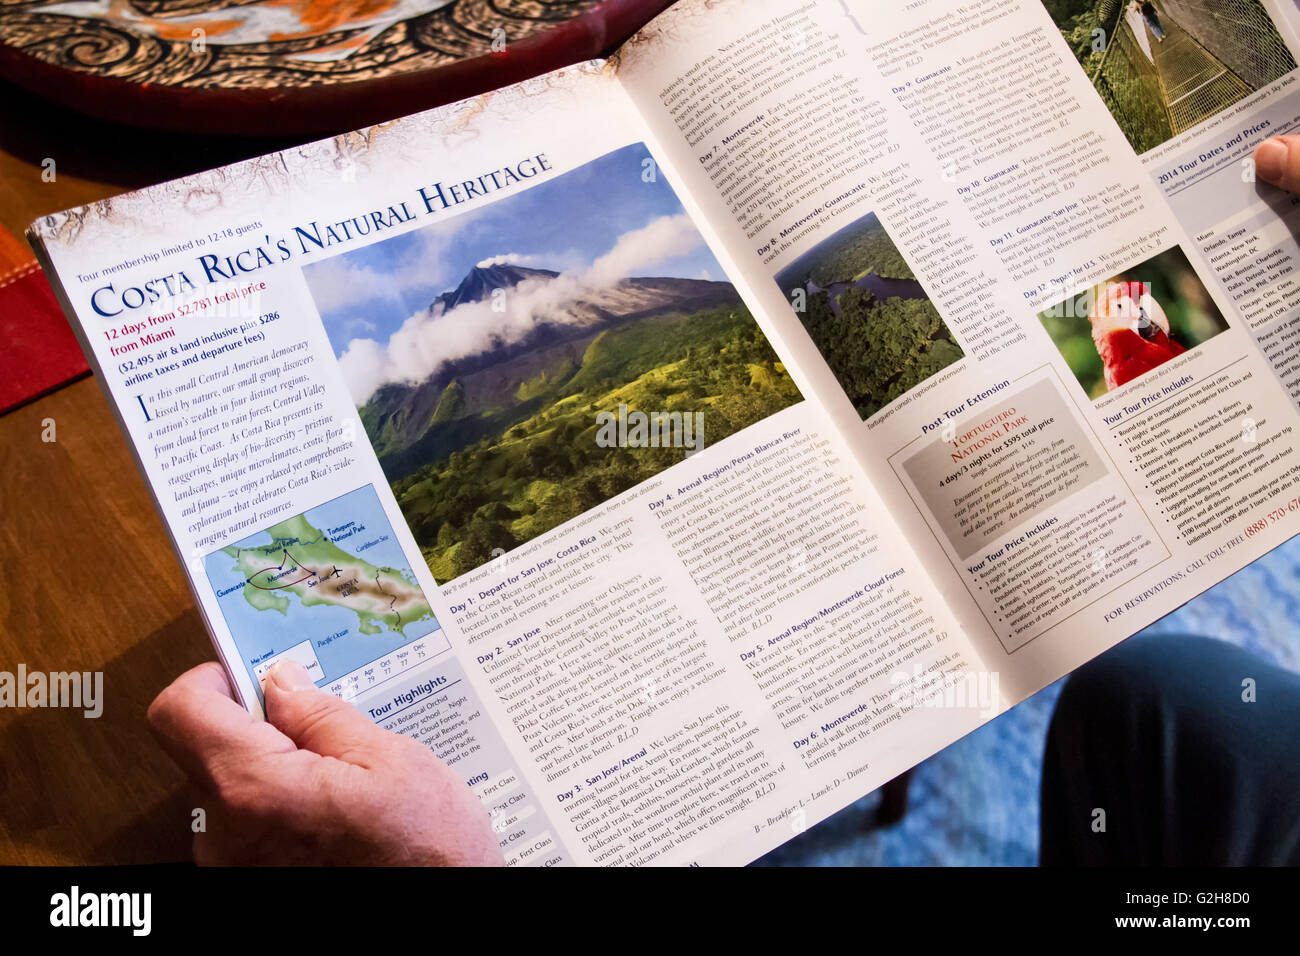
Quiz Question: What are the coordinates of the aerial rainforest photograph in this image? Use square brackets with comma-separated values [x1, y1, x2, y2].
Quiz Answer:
[774, 210, 963, 419]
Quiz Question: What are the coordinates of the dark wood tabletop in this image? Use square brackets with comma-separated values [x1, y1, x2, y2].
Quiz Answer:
[0, 80, 313, 865]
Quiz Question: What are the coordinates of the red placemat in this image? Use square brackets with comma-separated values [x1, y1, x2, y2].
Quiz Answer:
[0, 227, 90, 415]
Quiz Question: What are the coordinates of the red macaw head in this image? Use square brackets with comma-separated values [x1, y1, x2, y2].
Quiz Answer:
[1088, 281, 1184, 391]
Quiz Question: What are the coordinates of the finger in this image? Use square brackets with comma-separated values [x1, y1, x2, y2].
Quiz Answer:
[262, 660, 398, 766]
[148, 661, 297, 788]
[1254, 135, 1300, 192]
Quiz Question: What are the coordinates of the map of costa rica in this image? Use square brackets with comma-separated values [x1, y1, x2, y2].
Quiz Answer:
[227, 512, 431, 635]
[204, 484, 442, 691]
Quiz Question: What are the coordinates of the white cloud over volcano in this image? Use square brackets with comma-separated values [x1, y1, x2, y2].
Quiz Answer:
[336, 214, 703, 404]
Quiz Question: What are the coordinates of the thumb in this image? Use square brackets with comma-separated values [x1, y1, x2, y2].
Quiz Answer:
[1254, 135, 1300, 192]
[263, 660, 393, 765]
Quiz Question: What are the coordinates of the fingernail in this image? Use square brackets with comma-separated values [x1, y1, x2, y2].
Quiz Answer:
[1255, 138, 1287, 185]
[269, 660, 316, 691]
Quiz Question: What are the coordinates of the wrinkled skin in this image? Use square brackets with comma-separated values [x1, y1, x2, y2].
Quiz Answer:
[148, 660, 504, 866]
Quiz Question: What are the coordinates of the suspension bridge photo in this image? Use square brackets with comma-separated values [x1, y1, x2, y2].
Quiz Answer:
[1046, 0, 1298, 153]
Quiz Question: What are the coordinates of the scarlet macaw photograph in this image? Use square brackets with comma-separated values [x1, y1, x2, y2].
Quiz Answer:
[1037, 245, 1229, 398]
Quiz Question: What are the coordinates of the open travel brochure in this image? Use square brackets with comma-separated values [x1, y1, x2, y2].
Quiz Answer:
[29, 0, 1300, 865]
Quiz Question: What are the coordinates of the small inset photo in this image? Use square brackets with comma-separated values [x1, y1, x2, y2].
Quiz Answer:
[1046, 0, 1296, 153]
[1037, 245, 1229, 398]
[773, 211, 963, 419]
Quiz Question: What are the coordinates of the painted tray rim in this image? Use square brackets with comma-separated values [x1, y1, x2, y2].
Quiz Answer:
[0, 0, 671, 136]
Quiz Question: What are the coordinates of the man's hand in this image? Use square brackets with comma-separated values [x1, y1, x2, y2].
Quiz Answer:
[1254, 135, 1300, 193]
[147, 660, 504, 866]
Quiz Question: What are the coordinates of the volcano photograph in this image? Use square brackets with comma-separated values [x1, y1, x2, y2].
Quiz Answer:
[304, 142, 802, 583]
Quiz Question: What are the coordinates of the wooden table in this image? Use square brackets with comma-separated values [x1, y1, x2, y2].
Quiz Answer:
[0, 79, 312, 864]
